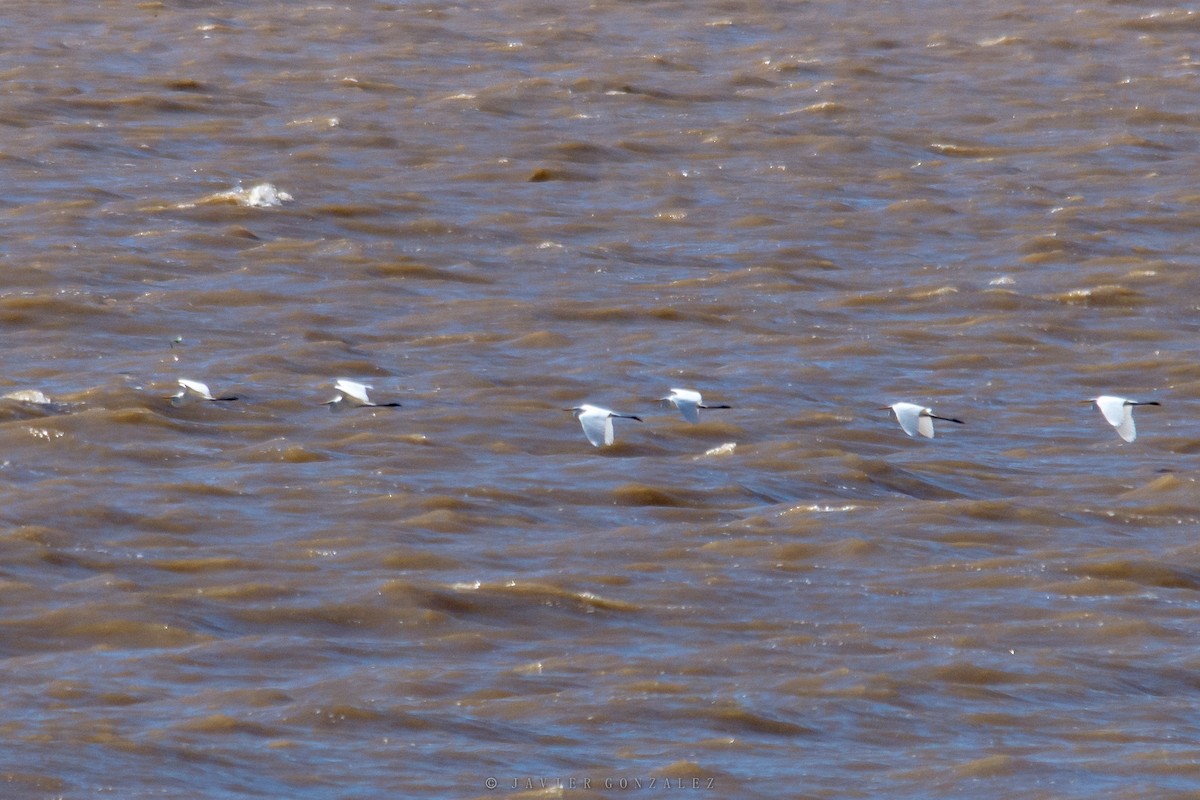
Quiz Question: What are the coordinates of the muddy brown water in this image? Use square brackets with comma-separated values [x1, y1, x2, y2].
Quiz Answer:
[2, 2, 1200, 798]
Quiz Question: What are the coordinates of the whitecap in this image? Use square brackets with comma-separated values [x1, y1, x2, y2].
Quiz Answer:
[187, 182, 294, 209]
[241, 183, 293, 208]
[3, 389, 52, 404]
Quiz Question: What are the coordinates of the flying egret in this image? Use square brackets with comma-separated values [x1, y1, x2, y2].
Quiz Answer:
[1086, 395, 1159, 442]
[569, 404, 642, 447]
[169, 378, 238, 406]
[323, 378, 401, 410]
[661, 387, 731, 423]
[883, 401, 964, 438]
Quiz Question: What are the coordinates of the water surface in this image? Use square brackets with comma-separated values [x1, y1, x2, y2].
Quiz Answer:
[2, 1, 1200, 798]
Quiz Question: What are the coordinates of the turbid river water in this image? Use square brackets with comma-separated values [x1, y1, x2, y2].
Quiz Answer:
[2, 2, 1200, 798]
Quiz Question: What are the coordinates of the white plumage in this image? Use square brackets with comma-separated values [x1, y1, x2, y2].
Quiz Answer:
[324, 378, 401, 410]
[885, 401, 963, 439]
[170, 378, 238, 406]
[661, 387, 731, 424]
[1089, 395, 1158, 442]
[570, 404, 642, 447]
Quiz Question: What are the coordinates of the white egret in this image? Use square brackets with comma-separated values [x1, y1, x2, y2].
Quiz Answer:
[1087, 395, 1159, 442]
[660, 387, 731, 423]
[170, 378, 238, 406]
[323, 378, 401, 410]
[569, 404, 642, 447]
[883, 401, 963, 438]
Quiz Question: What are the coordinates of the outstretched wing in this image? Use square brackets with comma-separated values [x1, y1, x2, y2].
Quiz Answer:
[1115, 411, 1136, 443]
[579, 412, 612, 447]
[178, 378, 212, 399]
[675, 398, 700, 423]
[334, 379, 372, 405]
[1095, 396, 1135, 441]
[892, 403, 921, 438]
[916, 413, 935, 439]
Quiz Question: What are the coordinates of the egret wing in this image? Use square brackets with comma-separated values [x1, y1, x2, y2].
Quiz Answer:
[1094, 396, 1128, 429]
[579, 412, 611, 447]
[1115, 413, 1136, 443]
[669, 388, 702, 403]
[334, 379, 372, 405]
[892, 403, 921, 437]
[916, 414, 935, 439]
[178, 378, 212, 399]
[1093, 396, 1137, 442]
[676, 399, 700, 423]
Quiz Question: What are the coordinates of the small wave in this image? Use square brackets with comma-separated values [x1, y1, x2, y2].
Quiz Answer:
[527, 167, 596, 182]
[612, 484, 698, 508]
[1067, 555, 1200, 591]
[0, 389, 72, 417]
[778, 503, 859, 515]
[851, 457, 973, 501]
[928, 141, 1004, 158]
[3, 389, 52, 404]
[680, 705, 816, 737]
[172, 713, 280, 737]
[799, 100, 848, 114]
[1121, 9, 1200, 32]
[977, 35, 1022, 47]
[1044, 285, 1143, 306]
[182, 183, 293, 209]
[436, 580, 640, 614]
[698, 442, 736, 458]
